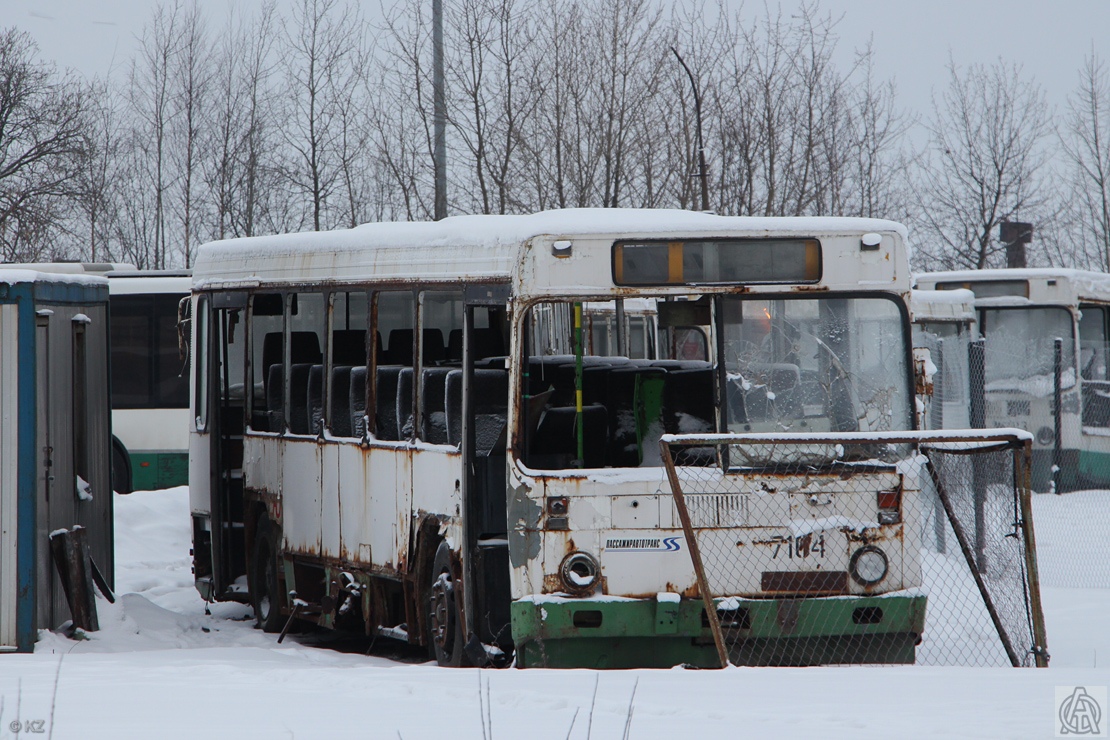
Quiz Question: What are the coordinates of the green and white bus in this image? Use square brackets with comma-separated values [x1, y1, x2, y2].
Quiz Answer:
[188, 209, 924, 667]
[917, 268, 1110, 492]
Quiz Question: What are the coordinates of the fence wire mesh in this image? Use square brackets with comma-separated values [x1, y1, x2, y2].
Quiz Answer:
[918, 319, 1110, 591]
[661, 432, 1047, 668]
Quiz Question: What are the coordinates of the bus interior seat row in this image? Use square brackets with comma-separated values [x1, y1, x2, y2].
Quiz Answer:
[523, 356, 715, 469]
[255, 333, 716, 468]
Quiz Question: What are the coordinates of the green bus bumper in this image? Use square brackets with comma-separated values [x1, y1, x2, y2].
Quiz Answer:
[130, 451, 189, 491]
[511, 593, 927, 669]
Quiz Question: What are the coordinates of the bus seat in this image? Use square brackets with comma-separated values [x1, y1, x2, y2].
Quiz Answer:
[446, 329, 463, 362]
[332, 329, 367, 366]
[554, 363, 613, 406]
[330, 366, 353, 437]
[373, 366, 402, 440]
[531, 404, 608, 469]
[663, 367, 715, 435]
[607, 366, 666, 467]
[473, 327, 505, 360]
[444, 368, 508, 452]
[265, 363, 284, 431]
[422, 328, 446, 365]
[262, 331, 323, 372]
[307, 364, 324, 435]
[349, 367, 368, 437]
[288, 363, 314, 435]
[384, 329, 414, 365]
[397, 367, 415, 438]
[474, 369, 509, 455]
[421, 367, 453, 444]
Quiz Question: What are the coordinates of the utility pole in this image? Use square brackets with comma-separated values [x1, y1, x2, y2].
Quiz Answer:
[671, 46, 709, 212]
[433, 0, 447, 220]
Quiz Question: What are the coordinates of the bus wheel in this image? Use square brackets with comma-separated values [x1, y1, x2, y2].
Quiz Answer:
[252, 518, 284, 633]
[111, 436, 132, 494]
[428, 541, 465, 667]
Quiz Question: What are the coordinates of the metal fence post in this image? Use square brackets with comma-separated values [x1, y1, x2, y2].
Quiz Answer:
[1017, 440, 1051, 667]
[659, 440, 729, 669]
[1053, 337, 1063, 494]
[969, 339, 987, 573]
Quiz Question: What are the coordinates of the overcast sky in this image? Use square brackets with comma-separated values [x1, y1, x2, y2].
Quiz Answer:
[3, 0, 1109, 120]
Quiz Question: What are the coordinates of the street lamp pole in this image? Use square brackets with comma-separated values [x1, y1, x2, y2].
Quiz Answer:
[671, 46, 709, 212]
[433, 0, 447, 220]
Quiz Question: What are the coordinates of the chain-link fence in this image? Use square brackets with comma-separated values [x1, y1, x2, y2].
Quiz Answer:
[918, 319, 1110, 591]
[660, 431, 1048, 668]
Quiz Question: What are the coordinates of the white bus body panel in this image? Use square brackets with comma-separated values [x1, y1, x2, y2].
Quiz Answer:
[114, 407, 191, 456]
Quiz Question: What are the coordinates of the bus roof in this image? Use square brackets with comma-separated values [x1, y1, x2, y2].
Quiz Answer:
[107, 271, 192, 296]
[917, 268, 1110, 304]
[909, 288, 976, 322]
[192, 209, 909, 293]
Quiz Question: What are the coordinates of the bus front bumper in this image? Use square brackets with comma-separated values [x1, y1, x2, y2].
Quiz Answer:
[510, 592, 927, 668]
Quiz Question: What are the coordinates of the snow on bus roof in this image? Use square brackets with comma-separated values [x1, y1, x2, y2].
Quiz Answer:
[0, 268, 109, 287]
[919, 267, 1110, 295]
[910, 288, 976, 321]
[193, 208, 907, 286]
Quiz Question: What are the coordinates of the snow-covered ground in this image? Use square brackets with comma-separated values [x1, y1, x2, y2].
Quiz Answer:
[2, 487, 1108, 739]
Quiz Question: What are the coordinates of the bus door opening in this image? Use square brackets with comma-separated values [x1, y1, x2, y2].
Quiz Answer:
[460, 287, 512, 656]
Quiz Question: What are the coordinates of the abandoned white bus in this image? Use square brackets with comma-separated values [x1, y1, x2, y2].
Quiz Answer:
[910, 288, 977, 431]
[188, 209, 921, 668]
[917, 268, 1110, 492]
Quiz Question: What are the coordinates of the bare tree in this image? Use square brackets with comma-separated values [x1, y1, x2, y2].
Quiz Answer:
[1061, 49, 1110, 270]
[280, 0, 363, 231]
[74, 79, 123, 262]
[0, 28, 87, 261]
[173, 2, 211, 267]
[914, 59, 1053, 270]
[128, 1, 183, 268]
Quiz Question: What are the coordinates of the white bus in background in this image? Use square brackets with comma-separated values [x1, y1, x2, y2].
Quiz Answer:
[106, 271, 191, 492]
[916, 268, 1110, 492]
[188, 210, 925, 668]
[1, 264, 191, 492]
[910, 287, 977, 431]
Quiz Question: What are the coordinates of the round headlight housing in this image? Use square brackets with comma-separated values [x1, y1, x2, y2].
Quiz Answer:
[1035, 426, 1055, 447]
[849, 546, 889, 586]
[559, 551, 601, 595]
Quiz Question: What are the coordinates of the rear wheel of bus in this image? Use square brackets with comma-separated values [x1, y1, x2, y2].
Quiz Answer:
[252, 517, 283, 633]
[428, 541, 466, 667]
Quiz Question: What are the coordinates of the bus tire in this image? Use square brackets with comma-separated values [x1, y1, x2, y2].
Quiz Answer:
[111, 436, 133, 494]
[428, 541, 466, 667]
[252, 517, 284, 633]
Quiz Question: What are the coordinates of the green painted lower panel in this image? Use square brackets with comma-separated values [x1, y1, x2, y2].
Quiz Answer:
[512, 593, 927, 668]
[1078, 448, 1110, 488]
[130, 451, 189, 491]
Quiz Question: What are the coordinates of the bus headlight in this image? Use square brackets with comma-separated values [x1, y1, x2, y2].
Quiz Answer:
[559, 551, 601, 595]
[849, 546, 888, 586]
[1035, 426, 1054, 446]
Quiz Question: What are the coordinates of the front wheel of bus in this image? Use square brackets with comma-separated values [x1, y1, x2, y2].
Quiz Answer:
[253, 518, 284, 633]
[428, 542, 466, 667]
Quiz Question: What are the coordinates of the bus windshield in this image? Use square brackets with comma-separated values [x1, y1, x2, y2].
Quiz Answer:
[721, 295, 912, 435]
[981, 307, 1075, 392]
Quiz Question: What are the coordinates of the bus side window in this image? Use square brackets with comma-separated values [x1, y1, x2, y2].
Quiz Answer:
[420, 291, 462, 444]
[373, 291, 415, 440]
[250, 293, 285, 432]
[288, 292, 326, 435]
[328, 290, 369, 438]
